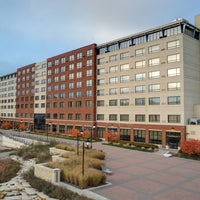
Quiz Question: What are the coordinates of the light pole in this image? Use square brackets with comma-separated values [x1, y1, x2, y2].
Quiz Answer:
[82, 142, 85, 176]
[47, 122, 51, 142]
[90, 125, 95, 149]
[77, 132, 79, 155]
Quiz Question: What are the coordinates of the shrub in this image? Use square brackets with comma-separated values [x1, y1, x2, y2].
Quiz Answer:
[1, 122, 12, 130]
[104, 132, 118, 141]
[0, 158, 20, 183]
[180, 139, 200, 156]
[85, 149, 105, 160]
[55, 144, 76, 152]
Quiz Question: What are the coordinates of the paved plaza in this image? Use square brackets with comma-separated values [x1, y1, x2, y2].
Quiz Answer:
[91, 142, 200, 200]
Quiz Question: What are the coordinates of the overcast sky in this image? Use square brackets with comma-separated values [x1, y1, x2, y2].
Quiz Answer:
[0, 0, 200, 75]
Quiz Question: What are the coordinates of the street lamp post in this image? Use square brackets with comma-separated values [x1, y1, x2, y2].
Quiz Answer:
[47, 122, 51, 142]
[82, 142, 85, 176]
[77, 132, 79, 155]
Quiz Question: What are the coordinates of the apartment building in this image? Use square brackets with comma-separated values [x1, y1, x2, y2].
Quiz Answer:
[1, 16, 200, 148]
[96, 17, 200, 148]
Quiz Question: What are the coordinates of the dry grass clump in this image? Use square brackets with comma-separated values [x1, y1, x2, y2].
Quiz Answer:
[46, 150, 106, 189]
[55, 144, 76, 152]
[85, 149, 105, 160]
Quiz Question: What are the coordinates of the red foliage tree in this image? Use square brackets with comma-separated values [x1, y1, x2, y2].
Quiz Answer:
[180, 139, 200, 156]
[68, 128, 80, 137]
[1, 122, 12, 130]
[18, 123, 26, 131]
[104, 132, 118, 141]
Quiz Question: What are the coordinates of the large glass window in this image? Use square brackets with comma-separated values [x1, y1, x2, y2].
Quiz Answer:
[120, 114, 129, 121]
[120, 87, 129, 94]
[120, 52, 129, 60]
[120, 129, 130, 141]
[109, 88, 117, 95]
[109, 114, 117, 121]
[135, 115, 145, 122]
[109, 77, 118, 84]
[134, 129, 145, 142]
[109, 55, 117, 62]
[97, 79, 105, 85]
[149, 130, 162, 144]
[97, 89, 104, 96]
[109, 66, 118, 73]
[120, 75, 129, 83]
[97, 100, 104, 107]
[97, 114, 104, 120]
[97, 68, 105, 75]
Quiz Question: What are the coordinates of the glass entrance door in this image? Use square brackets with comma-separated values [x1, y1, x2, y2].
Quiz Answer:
[166, 131, 181, 149]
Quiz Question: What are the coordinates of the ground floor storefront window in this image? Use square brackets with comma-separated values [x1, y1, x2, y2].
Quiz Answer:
[120, 129, 130, 141]
[149, 130, 162, 144]
[134, 129, 145, 142]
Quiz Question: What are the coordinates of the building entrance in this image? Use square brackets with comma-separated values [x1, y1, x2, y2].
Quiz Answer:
[166, 131, 181, 149]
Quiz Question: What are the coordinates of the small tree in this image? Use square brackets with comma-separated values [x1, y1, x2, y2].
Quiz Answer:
[104, 132, 118, 142]
[1, 122, 12, 130]
[69, 128, 80, 137]
[18, 123, 26, 131]
[83, 129, 90, 139]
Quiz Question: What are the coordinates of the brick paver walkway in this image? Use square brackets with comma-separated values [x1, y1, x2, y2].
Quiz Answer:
[91, 143, 200, 200]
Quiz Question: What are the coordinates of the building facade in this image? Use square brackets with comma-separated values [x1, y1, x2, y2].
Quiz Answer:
[1, 16, 200, 148]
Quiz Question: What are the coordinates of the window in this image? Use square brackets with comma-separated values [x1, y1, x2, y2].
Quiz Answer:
[87, 49, 93, 56]
[60, 84, 65, 90]
[86, 80, 92, 86]
[68, 101, 73, 108]
[149, 58, 160, 66]
[86, 59, 92, 66]
[120, 99, 129, 106]
[68, 114, 73, 120]
[69, 82, 74, 89]
[135, 98, 145, 106]
[76, 101, 82, 107]
[97, 68, 105, 75]
[53, 114, 58, 119]
[86, 90, 92, 97]
[109, 77, 118, 84]
[148, 45, 159, 53]
[120, 64, 129, 71]
[54, 85, 58, 91]
[68, 92, 73, 98]
[135, 85, 145, 93]
[53, 102, 58, 108]
[55, 59, 59, 65]
[135, 73, 145, 81]
[149, 115, 160, 122]
[134, 129, 145, 142]
[60, 93, 65, 99]
[120, 75, 129, 83]
[109, 88, 117, 95]
[168, 115, 181, 123]
[120, 114, 129, 121]
[109, 114, 117, 121]
[61, 75, 65, 81]
[149, 84, 160, 92]
[149, 97, 160, 105]
[60, 66, 65, 73]
[76, 81, 82, 88]
[54, 68, 59, 74]
[168, 96, 180, 105]
[85, 114, 92, 121]
[59, 125, 65, 133]
[149, 130, 162, 144]
[97, 79, 105, 85]
[109, 55, 117, 62]
[97, 100, 104, 107]
[167, 54, 180, 63]
[97, 89, 104, 96]
[77, 72, 82, 78]
[54, 76, 59, 82]
[167, 40, 180, 49]
[69, 64, 74, 70]
[135, 60, 145, 68]
[86, 69, 92, 76]
[97, 58, 105, 65]
[120, 87, 129, 94]
[135, 115, 145, 122]
[135, 48, 145, 56]
[120, 52, 129, 60]
[61, 57, 66, 64]
[76, 114, 81, 120]
[76, 91, 82, 97]
[167, 68, 180, 77]
[77, 52, 82, 59]
[86, 100, 92, 107]
[109, 66, 118, 73]
[167, 82, 180, 91]
[148, 71, 160, 79]
[109, 99, 117, 106]
[60, 102, 65, 108]
[97, 114, 104, 120]
[69, 55, 74, 61]
[69, 73, 74, 80]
